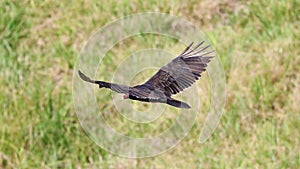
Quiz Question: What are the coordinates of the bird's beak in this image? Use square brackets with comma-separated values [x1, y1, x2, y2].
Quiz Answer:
[123, 94, 129, 99]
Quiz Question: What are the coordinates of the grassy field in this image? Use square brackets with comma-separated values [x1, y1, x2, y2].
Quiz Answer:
[1, 0, 299, 168]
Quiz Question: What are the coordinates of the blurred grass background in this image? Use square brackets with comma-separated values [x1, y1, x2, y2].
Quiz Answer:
[0, 0, 299, 168]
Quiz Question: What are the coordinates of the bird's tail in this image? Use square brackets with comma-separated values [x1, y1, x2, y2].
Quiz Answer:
[167, 98, 191, 109]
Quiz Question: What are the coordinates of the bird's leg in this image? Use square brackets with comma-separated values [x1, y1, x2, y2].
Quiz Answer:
[123, 94, 129, 99]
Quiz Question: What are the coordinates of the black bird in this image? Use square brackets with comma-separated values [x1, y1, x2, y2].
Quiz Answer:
[78, 42, 214, 109]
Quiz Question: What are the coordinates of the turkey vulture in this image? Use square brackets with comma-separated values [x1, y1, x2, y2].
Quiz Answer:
[78, 41, 214, 109]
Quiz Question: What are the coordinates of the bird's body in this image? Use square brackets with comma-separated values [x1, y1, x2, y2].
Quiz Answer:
[79, 41, 214, 109]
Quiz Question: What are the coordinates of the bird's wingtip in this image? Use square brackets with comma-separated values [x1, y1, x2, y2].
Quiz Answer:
[78, 70, 85, 79]
[182, 103, 191, 109]
[78, 70, 94, 83]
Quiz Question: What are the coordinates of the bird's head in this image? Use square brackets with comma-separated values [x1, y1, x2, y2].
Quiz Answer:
[123, 94, 129, 99]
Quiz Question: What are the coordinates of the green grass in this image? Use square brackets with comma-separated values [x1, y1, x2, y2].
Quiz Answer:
[1, 0, 299, 168]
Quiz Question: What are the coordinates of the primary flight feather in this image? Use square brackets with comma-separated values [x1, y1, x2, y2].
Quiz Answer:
[78, 41, 214, 109]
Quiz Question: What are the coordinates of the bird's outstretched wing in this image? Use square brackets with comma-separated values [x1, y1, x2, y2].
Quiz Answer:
[143, 41, 214, 96]
[78, 70, 130, 94]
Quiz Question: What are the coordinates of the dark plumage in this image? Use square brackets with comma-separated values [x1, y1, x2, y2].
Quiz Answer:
[78, 41, 214, 109]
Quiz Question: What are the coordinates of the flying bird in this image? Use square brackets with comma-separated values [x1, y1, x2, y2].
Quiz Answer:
[78, 41, 214, 109]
